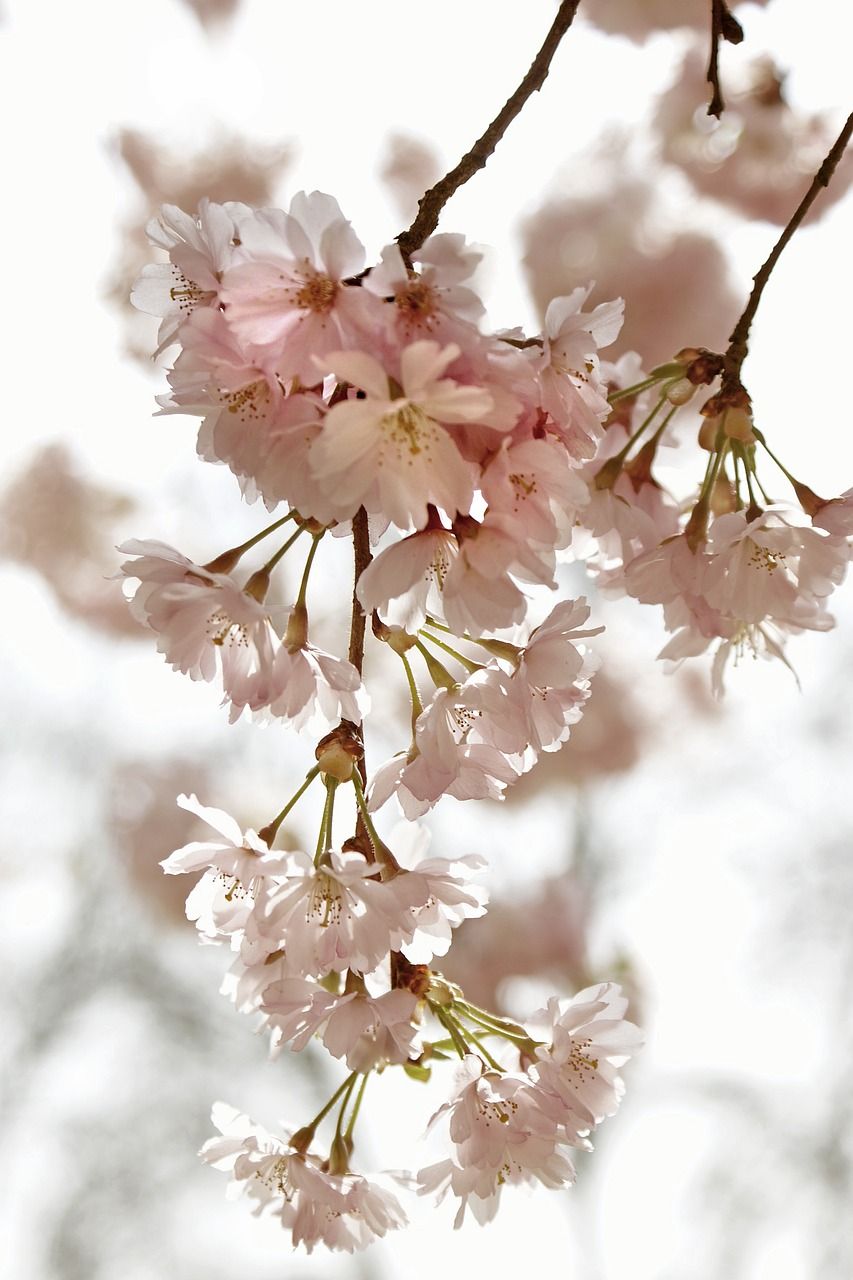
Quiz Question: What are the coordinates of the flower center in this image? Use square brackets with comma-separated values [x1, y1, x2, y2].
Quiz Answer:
[222, 379, 273, 423]
[382, 403, 432, 457]
[169, 267, 215, 313]
[747, 542, 786, 574]
[206, 609, 249, 647]
[294, 270, 339, 314]
[395, 279, 438, 324]
[307, 873, 344, 927]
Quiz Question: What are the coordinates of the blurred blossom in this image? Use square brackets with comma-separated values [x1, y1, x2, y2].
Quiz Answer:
[654, 47, 853, 224]
[0, 443, 139, 635]
[522, 171, 738, 366]
[442, 872, 589, 1010]
[108, 128, 292, 358]
[379, 131, 443, 221]
[580, 0, 767, 44]
[108, 759, 214, 925]
[176, 0, 241, 28]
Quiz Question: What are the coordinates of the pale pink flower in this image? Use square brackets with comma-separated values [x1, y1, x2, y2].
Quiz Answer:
[363, 234, 485, 344]
[310, 342, 490, 530]
[259, 977, 421, 1069]
[118, 539, 278, 690]
[441, 513, 557, 636]
[259, 976, 349, 1053]
[220, 192, 377, 381]
[320, 988, 421, 1071]
[480, 435, 589, 549]
[387, 820, 489, 961]
[704, 509, 848, 624]
[229, 634, 368, 732]
[132, 198, 249, 354]
[536, 286, 623, 460]
[531, 983, 643, 1138]
[160, 793, 294, 944]
[201, 1103, 407, 1252]
[812, 489, 853, 537]
[417, 1056, 575, 1228]
[369, 675, 522, 818]
[161, 792, 281, 882]
[250, 847, 428, 977]
[356, 526, 459, 631]
[500, 599, 602, 756]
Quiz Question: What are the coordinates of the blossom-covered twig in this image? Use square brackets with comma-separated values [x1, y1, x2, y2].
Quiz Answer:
[706, 0, 744, 119]
[710, 110, 853, 408]
[396, 0, 582, 260]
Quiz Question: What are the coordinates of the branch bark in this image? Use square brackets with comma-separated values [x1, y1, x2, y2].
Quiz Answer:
[710, 111, 853, 407]
[706, 0, 744, 119]
[397, 0, 582, 260]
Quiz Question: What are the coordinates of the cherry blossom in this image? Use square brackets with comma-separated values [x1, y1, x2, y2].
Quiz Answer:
[201, 1103, 407, 1252]
[310, 342, 492, 530]
[417, 1056, 576, 1228]
[220, 191, 377, 381]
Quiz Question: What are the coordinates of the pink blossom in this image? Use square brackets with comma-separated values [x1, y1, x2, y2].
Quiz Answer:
[387, 820, 489, 961]
[531, 983, 642, 1138]
[132, 198, 249, 354]
[249, 847, 428, 977]
[220, 191, 377, 381]
[357, 526, 459, 631]
[441, 513, 557, 636]
[201, 1103, 407, 1252]
[310, 342, 490, 530]
[417, 1056, 575, 1228]
[118, 539, 278, 691]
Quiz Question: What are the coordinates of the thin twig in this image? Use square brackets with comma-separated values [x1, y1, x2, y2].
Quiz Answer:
[706, 0, 744, 119]
[346, 506, 372, 845]
[396, 0, 582, 260]
[710, 111, 853, 407]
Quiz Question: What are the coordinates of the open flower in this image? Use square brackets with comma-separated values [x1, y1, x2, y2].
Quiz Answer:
[202, 1103, 407, 1253]
[310, 341, 490, 529]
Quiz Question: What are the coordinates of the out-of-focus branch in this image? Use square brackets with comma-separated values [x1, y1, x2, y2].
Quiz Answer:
[396, 0, 582, 259]
[706, 0, 744, 119]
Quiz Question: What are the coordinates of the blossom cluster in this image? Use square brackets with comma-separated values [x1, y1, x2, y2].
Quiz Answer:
[124, 186, 850, 1253]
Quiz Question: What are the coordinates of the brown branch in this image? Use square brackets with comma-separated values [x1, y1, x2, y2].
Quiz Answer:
[346, 505, 372, 849]
[708, 111, 853, 411]
[396, 0, 582, 260]
[706, 0, 744, 119]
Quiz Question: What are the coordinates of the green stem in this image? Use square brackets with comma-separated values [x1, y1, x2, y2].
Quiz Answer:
[297, 1071, 358, 1140]
[350, 769, 399, 869]
[343, 1073, 370, 1143]
[261, 522, 307, 575]
[314, 778, 338, 865]
[457, 1001, 539, 1050]
[419, 630, 483, 674]
[399, 650, 424, 734]
[431, 1004, 473, 1061]
[414, 638, 457, 691]
[294, 533, 324, 608]
[258, 765, 321, 845]
[465, 1030, 503, 1072]
[607, 374, 662, 404]
[333, 1072, 360, 1142]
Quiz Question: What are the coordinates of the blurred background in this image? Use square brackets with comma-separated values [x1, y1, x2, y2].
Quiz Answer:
[2, 1, 852, 1276]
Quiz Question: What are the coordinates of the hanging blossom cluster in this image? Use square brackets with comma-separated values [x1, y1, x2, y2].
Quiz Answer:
[122, 181, 849, 1251]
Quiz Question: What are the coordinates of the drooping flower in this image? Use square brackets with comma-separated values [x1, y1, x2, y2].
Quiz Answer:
[201, 1103, 408, 1253]
[417, 1056, 576, 1228]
